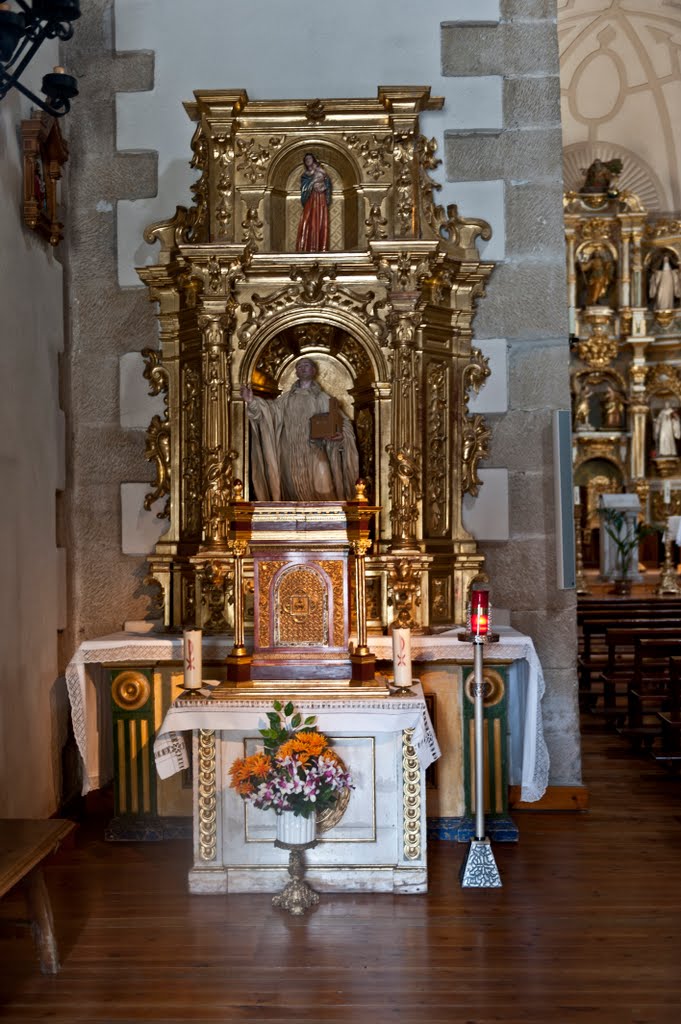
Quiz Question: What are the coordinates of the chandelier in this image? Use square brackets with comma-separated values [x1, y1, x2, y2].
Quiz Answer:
[0, 1, 80, 117]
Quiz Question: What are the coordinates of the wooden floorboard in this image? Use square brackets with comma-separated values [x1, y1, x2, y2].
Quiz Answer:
[1, 719, 680, 1024]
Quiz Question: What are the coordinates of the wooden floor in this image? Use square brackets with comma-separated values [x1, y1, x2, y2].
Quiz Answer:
[2, 719, 681, 1024]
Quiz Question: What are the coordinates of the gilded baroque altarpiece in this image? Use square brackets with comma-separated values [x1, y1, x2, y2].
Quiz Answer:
[137, 88, 493, 634]
[566, 179, 681, 535]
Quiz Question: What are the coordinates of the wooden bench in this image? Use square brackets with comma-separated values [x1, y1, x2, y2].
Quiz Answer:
[656, 657, 681, 766]
[595, 626, 681, 723]
[578, 611, 681, 707]
[624, 637, 681, 749]
[0, 818, 75, 974]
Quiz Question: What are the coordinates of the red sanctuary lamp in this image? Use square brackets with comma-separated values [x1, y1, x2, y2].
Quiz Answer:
[457, 581, 501, 888]
[469, 587, 490, 637]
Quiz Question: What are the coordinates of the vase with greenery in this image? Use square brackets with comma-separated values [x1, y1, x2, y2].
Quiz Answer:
[598, 507, 657, 593]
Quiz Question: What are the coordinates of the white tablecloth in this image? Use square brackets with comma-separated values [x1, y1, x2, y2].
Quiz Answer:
[154, 685, 440, 779]
[65, 626, 548, 802]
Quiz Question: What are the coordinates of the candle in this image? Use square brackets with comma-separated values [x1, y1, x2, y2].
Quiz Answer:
[568, 306, 576, 337]
[574, 486, 581, 506]
[392, 628, 412, 688]
[183, 629, 203, 690]
[664, 481, 671, 505]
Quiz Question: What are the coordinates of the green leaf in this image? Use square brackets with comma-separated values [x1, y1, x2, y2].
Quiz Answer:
[284, 701, 294, 717]
[291, 713, 301, 728]
[273, 700, 282, 712]
[304, 716, 316, 725]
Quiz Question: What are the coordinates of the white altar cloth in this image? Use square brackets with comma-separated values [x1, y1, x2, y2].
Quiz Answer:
[65, 626, 548, 802]
[153, 686, 440, 781]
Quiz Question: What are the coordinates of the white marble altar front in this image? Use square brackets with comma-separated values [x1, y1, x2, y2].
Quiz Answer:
[154, 689, 437, 894]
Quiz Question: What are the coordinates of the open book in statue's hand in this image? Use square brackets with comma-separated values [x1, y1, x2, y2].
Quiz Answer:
[310, 396, 343, 440]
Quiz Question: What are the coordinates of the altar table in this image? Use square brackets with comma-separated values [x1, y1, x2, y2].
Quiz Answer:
[154, 688, 438, 894]
[65, 626, 548, 805]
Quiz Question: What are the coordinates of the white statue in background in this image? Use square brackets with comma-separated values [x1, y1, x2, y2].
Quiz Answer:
[241, 357, 360, 502]
[654, 400, 681, 458]
[649, 255, 680, 311]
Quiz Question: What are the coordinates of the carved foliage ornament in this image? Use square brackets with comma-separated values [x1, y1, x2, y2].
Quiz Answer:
[461, 347, 491, 496]
[238, 263, 388, 349]
[426, 362, 448, 536]
[235, 136, 285, 184]
[142, 349, 171, 519]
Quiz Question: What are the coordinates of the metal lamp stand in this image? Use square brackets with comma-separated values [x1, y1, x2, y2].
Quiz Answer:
[458, 631, 502, 888]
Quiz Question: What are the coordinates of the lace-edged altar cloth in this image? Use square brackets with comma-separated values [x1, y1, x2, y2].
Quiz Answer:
[65, 627, 549, 802]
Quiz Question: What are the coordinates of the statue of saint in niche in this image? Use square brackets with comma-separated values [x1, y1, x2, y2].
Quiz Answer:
[580, 247, 614, 306]
[649, 254, 681, 311]
[602, 386, 625, 430]
[241, 357, 360, 502]
[295, 153, 332, 252]
[653, 400, 681, 458]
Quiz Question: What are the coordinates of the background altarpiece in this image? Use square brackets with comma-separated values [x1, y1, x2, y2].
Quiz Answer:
[138, 88, 494, 639]
[567, 180, 681, 561]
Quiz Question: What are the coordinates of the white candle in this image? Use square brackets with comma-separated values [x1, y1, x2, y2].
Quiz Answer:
[392, 628, 412, 688]
[568, 306, 576, 336]
[183, 629, 203, 690]
[664, 481, 671, 504]
[574, 486, 581, 506]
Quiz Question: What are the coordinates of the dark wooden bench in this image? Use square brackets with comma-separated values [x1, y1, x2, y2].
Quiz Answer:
[595, 626, 681, 723]
[578, 611, 681, 707]
[624, 637, 681, 749]
[656, 657, 681, 766]
[0, 818, 74, 974]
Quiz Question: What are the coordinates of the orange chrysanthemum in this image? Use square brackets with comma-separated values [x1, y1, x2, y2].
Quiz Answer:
[247, 752, 273, 778]
[292, 732, 328, 756]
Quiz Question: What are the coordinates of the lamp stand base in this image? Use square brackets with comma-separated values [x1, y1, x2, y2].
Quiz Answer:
[460, 838, 502, 888]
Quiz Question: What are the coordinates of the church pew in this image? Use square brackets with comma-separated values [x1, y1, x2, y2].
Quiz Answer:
[595, 627, 681, 724]
[578, 611, 681, 706]
[656, 657, 681, 766]
[624, 637, 681, 749]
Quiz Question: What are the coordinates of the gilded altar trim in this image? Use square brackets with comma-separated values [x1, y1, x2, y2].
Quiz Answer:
[198, 729, 218, 862]
[257, 561, 287, 648]
[402, 728, 421, 861]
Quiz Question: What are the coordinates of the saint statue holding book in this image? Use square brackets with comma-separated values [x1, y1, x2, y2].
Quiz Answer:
[241, 357, 360, 501]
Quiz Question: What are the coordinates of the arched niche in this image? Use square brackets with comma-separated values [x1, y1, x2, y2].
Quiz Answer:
[266, 141, 363, 252]
[241, 316, 387, 504]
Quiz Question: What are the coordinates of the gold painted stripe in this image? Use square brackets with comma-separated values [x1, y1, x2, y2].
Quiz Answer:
[491, 716, 501, 811]
[129, 720, 139, 814]
[117, 719, 127, 814]
[140, 718, 151, 814]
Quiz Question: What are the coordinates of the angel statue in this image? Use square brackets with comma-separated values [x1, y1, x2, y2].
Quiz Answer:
[580, 158, 623, 195]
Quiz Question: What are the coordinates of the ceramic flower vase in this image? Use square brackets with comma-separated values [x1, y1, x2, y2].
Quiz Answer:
[276, 810, 316, 847]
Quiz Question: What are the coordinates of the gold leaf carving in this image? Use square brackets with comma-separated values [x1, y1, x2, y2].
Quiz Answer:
[235, 136, 284, 185]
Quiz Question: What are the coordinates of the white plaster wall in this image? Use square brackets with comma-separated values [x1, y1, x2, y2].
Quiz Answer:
[114, 0, 502, 285]
[0, 40, 67, 816]
[558, 0, 681, 209]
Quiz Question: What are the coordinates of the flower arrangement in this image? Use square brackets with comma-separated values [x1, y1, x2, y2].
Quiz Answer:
[228, 700, 353, 819]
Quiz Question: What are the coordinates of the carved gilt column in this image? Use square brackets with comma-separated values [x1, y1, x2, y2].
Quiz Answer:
[199, 306, 237, 549]
[387, 306, 422, 551]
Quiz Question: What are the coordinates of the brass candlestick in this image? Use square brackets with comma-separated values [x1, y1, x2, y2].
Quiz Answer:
[656, 501, 681, 596]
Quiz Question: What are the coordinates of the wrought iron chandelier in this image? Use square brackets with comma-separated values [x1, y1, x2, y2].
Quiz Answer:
[0, 1, 80, 117]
